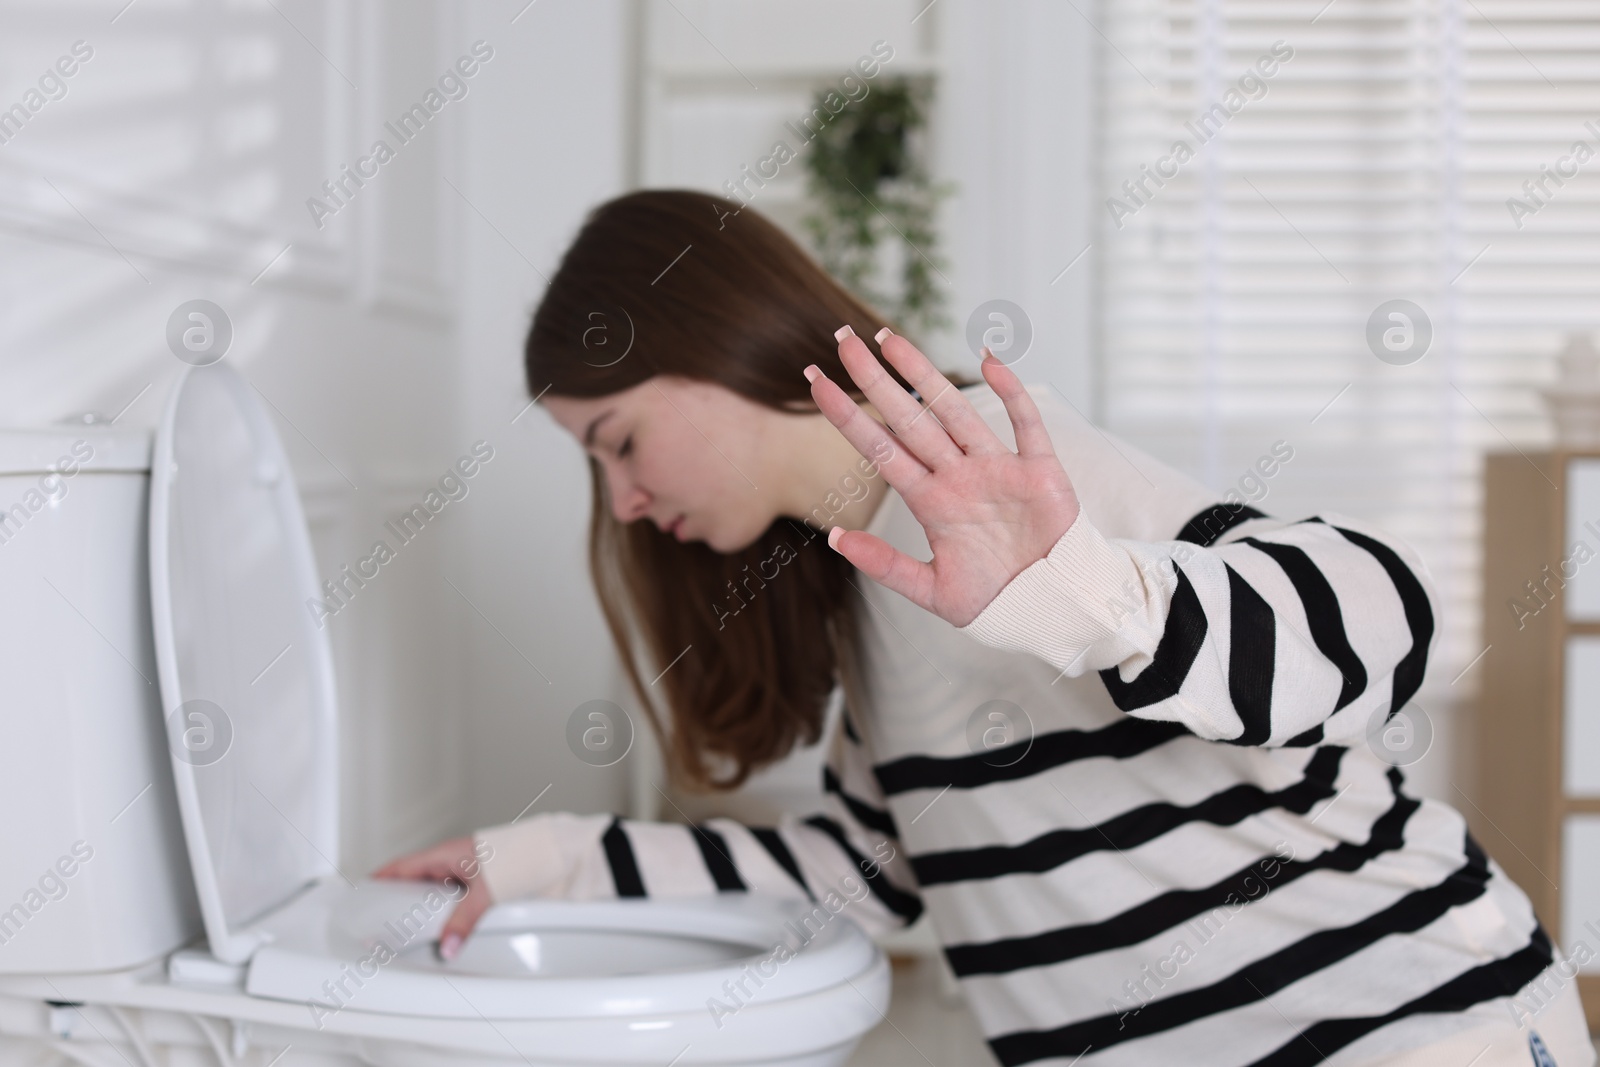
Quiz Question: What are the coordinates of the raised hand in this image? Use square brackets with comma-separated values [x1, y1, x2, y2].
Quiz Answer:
[803, 327, 1081, 629]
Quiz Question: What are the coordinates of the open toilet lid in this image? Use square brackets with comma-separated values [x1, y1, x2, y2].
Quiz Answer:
[150, 363, 341, 965]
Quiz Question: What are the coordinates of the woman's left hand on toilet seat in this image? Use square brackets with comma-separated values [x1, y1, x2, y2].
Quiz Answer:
[805, 327, 1082, 629]
[372, 835, 494, 960]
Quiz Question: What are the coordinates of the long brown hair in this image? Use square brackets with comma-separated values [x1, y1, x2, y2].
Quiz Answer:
[526, 189, 974, 791]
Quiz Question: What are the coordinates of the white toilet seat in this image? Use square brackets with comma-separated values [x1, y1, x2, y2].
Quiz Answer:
[243, 879, 883, 1021]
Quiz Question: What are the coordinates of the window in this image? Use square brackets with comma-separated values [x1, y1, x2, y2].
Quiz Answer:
[1098, 0, 1600, 754]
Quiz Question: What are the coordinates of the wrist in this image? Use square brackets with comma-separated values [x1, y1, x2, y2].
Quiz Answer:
[956, 507, 1149, 669]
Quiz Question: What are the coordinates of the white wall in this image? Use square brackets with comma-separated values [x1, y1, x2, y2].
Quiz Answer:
[452, 0, 635, 834]
[936, 0, 1097, 410]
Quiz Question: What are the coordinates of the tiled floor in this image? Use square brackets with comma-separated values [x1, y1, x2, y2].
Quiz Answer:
[847, 954, 997, 1067]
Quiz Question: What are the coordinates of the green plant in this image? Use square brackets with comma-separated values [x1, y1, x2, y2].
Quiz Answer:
[801, 78, 952, 335]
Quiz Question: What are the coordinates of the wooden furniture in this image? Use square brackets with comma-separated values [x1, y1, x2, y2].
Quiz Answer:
[1477, 450, 1600, 1028]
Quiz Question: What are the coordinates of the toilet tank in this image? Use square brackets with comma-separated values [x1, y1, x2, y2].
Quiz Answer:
[0, 428, 201, 972]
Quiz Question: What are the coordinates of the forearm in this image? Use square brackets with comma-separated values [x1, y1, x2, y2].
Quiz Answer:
[957, 503, 1439, 747]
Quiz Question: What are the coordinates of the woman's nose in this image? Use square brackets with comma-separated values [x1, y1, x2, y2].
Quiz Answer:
[604, 464, 651, 523]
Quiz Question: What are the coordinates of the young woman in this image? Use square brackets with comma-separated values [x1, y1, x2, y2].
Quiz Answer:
[377, 190, 1591, 1066]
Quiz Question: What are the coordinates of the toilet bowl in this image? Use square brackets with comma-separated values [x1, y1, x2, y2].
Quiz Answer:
[0, 363, 888, 1066]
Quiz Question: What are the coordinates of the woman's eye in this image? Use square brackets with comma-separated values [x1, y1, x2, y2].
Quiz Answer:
[618, 435, 633, 458]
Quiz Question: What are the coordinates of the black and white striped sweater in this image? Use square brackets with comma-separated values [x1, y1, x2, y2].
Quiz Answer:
[476, 383, 1551, 1066]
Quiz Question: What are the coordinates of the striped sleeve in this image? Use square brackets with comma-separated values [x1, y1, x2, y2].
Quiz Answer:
[955, 501, 1439, 748]
[471, 704, 923, 937]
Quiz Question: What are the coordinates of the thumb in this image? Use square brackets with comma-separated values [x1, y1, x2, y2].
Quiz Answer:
[828, 526, 933, 613]
[437, 880, 493, 961]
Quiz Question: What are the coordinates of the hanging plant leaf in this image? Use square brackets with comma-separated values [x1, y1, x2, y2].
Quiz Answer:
[801, 77, 953, 335]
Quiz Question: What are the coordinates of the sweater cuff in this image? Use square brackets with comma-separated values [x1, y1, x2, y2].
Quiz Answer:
[473, 812, 612, 903]
[956, 507, 1150, 673]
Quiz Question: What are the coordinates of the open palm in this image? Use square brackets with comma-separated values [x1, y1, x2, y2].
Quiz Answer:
[806, 328, 1082, 628]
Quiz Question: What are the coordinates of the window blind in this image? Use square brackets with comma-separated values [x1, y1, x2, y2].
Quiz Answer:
[1097, 0, 1600, 749]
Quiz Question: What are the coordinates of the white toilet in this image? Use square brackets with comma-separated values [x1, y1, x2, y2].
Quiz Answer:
[0, 364, 888, 1066]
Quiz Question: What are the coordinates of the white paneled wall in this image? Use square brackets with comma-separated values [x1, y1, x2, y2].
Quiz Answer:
[0, 0, 632, 878]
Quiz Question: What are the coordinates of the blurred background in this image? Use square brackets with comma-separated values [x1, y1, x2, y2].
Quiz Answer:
[3, 0, 1598, 1055]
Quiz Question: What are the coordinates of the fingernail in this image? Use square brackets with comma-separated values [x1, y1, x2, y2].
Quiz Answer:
[827, 526, 844, 552]
[803, 364, 820, 383]
[439, 933, 462, 961]
[874, 327, 893, 344]
[980, 345, 998, 364]
[833, 324, 855, 342]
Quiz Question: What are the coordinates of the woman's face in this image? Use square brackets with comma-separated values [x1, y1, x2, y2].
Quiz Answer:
[543, 376, 804, 554]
